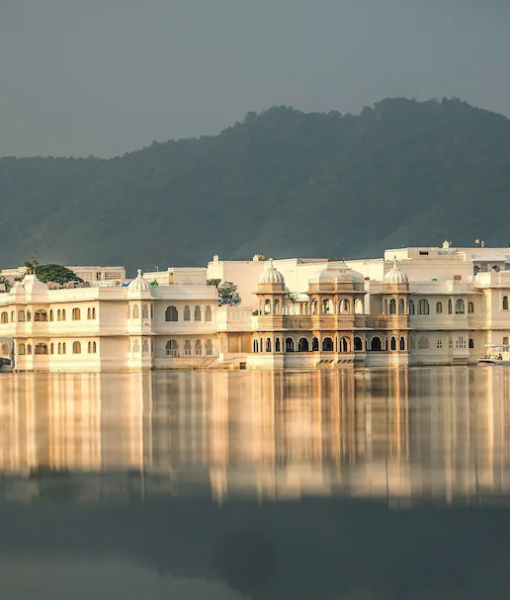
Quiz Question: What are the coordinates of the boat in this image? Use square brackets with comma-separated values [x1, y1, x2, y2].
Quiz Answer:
[479, 344, 510, 366]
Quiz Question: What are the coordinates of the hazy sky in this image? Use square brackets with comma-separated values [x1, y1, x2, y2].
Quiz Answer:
[2, 0, 510, 157]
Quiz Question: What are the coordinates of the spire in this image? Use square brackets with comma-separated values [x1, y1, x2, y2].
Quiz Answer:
[137, 268, 143, 278]
[393, 255, 398, 270]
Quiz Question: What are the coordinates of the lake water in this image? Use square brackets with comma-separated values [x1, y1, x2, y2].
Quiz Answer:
[1, 367, 510, 598]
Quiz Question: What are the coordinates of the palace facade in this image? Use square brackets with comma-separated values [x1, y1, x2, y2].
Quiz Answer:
[2, 242, 510, 372]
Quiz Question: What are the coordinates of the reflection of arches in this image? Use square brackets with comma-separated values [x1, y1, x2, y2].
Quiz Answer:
[371, 336, 382, 351]
[312, 337, 319, 352]
[418, 336, 429, 350]
[298, 338, 309, 352]
[285, 337, 295, 352]
[340, 337, 350, 353]
[322, 337, 334, 351]
[354, 336, 363, 351]
[390, 336, 397, 351]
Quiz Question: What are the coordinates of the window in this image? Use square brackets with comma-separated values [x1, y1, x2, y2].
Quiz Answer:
[49, 310, 54, 321]
[206, 339, 213, 355]
[184, 340, 192, 356]
[27, 344, 32, 355]
[354, 336, 363, 351]
[264, 299, 271, 315]
[35, 343, 48, 355]
[310, 300, 318, 315]
[142, 304, 149, 319]
[437, 339, 443, 349]
[469, 339, 474, 349]
[266, 338, 272, 352]
[58, 343, 62, 355]
[455, 299, 465, 314]
[92, 341, 97, 354]
[10, 311, 14, 322]
[389, 299, 397, 315]
[456, 336, 466, 349]
[72, 341, 81, 354]
[165, 306, 178, 322]
[72, 308, 81, 321]
[448, 299, 453, 315]
[418, 299, 429, 315]
[63, 342, 67, 354]
[87, 308, 91, 320]
[184, 305, 191, 321]
[88, 341, 92, 354]
[504, 337, 509, 346]
[436, 302, 443, 314]
[253, 339, 259, 353]
[340, 299, 350, 314]
[408, 300, 415, 315]
[468, 302, 474, 314]
[390, 337, 397, 351]
[504, 296, 509, 310]
[34, 310, 48, 322]
[205, 306, 212, 321]
[274, 299, 280, 315]
[166, 339, 179, 356]
[285, 337, 295, 352]
[18, 310, 25, 322]
[132, 339, 140, 353]
[18, 343, 26, 355]
[275, 337, 281, 352]
[143, 339, 149, 353]
[400, 337, 405, 351]
[26, 311, 31, 322]
[322, 337, 334, 352]
[312, 337, 319, 352]
[57, 309, 62, 321]
[355, 299, 364, 314]
[418, 336, 429, 350]
[194, 306, 202, 321]
[92, 308, 96, 319]
[132, 305, 139, 319]
[50, 343, 54, 354]
[371, 336, 382, 351]
[298, 338, 309, 352]
[399, 299, 405, 314]
[0, 312, 8, 324]
[195, 340, 202, 355]
[150, 305, 154, 319]
[61, 309, 65, 321]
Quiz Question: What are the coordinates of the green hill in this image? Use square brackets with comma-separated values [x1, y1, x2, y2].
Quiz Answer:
[1, 97, 510, 272]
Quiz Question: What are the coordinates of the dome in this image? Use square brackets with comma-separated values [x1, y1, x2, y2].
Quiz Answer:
[318, 262, 364, 288]
[258, 259, 285, 285]
[9, 281, 26, 297]
[22, 274, 48, 296]
[384, 257, 409, 284]
[128, 269, 152, 294]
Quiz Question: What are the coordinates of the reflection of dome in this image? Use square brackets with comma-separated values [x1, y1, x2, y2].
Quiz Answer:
[258, 259, 285, 285]
[22, 274, 48, 295]
[9, 281, 26, 297]
[384, 257, 409, 284]
[128, 269, 152, 293]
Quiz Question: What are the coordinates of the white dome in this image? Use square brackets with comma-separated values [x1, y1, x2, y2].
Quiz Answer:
[318, 263, 364, 287]
[22, 274, 48, 295]
[384, 258, 409, 284]
[9, 281, 26, 297]
[258, 259, 285, 285]
[128, 269, 152, 293]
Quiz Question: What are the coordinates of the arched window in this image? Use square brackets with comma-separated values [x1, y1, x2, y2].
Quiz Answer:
[384, 299, 388, 315]
[143, 339, 149, 353]
[469, 339, 474, 349]
[132, 339, 140, 353]
[92, 341, 97, 354]
[448, 299, 453, 315]
[321, 299, 331, 314]
[87, 308, 91, 320]
[26, 311, 32, 322]
[165, 306, 178, 322]
[418, 336, 429, 350]
[205, 306, 212, 321]
[456, 336, 466, 349]
[322, 337, 334, 352]
[34, 310, 48, 322]
[455, 299, 465, 314]
[275, 337, 281, 352]
[310, 300, 318, 315]
[504, 296, 509, 310]
[27, 344, 32, 355]
[18, 343, 26, 356]
[35, 343, 48, 355]
[253, 339, 259, 353]
[340, 337, 349, 352]
[272, 299, 279, 315]
[312, 337, 319, 352]
[57, 309, 62, 321]
[58, 343, 62, 355]
[49, 309, 54, 321]
[266, 338, 272, 353]
[72, 341, 81, 354]
[10, 311, 14, 322]
[195, 340, 202, 355]
[132, 305, 139, 319]
[0, 312, 8, 324]
[285, 337, 295, 352]
[92, 308, 96, 319]
[72, 308, 80, 321]
[142, 304, 149, 319]
[354, 336, 363, 351]
[18, 310, 25, 322]
[355, 299, 364, 314]
[400, 337, 405, 351]
[50, 343, 54, 354]
[194, 306, 202, 321]
[341, 299, 351, 314]
[184, 340, 192, 356]
[88, 341, 92, 354]
[390, 337, 397, 351]
[298, 338, 309, 352]
[399, 299, 405, 314]
[389, 299, 397, 315]
[206, 339, 213, 355]
[504, 337, 509, 346]
[408, 300, 415, 315]
[184, 305, 191, 321]
[371, 336, 382, 351]
[166, 339, 179, 356]
[436, 302, 443, 314]
[264, 299, 271, 315]
[468, 302, 474, 314]
[418, 299, 429, 315]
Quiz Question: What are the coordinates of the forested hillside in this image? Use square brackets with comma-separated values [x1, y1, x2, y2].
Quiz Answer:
[1, 97, 510, 273]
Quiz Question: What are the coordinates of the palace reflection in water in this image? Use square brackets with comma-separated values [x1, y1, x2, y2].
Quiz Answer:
[1, 367, 510, 506]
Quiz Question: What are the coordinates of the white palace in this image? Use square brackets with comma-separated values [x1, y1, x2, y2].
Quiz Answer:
[2, 241, 510, 372]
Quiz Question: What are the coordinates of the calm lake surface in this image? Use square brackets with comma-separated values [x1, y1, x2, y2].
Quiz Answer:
[1, 367, 510, 598]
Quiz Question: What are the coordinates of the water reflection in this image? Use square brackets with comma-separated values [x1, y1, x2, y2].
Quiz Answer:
[1, 367, 510, 505]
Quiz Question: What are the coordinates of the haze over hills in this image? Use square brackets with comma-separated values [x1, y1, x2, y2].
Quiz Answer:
[1, 97, 510, 274]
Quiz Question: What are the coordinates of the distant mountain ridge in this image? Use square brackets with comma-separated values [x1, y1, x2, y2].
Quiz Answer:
[1, 97, 510, 273]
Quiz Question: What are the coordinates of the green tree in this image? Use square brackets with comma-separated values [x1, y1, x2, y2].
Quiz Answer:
[35, 264, 84, 285]
[217, 281, 241, 307]
[207, 278, 222, 288]
[0, 276, 11, 292]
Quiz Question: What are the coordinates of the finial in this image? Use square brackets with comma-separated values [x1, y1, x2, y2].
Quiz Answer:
[137, 268, 143, 277]
[268, 257, 274, 268]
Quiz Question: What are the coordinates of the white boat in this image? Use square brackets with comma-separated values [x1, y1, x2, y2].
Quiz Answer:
[479, 344, 510, 366]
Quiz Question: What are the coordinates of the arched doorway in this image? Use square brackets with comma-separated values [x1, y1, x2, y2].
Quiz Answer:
[322, 337, 334, 352]
[298, 338, 309, 352]
[371, 336, 382, 351]
[354, 336, 363, 351]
